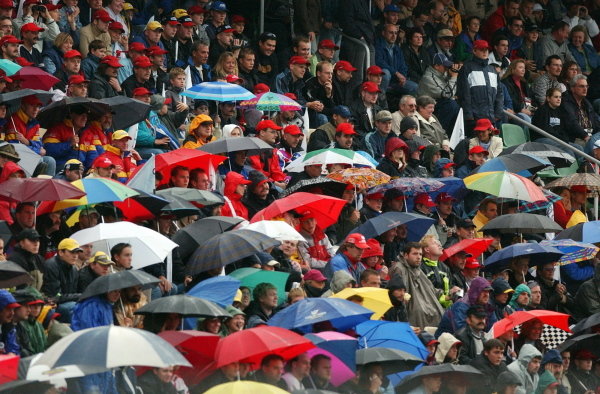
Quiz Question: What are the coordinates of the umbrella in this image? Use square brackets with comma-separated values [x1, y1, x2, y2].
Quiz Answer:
[355, 321, 429, 360]
[79, 270, 159, 300]
[464, 171, 546, 202]
[135, 295, 231, 317]
[349, 212, 435, 242]
[250, 192, 347, 229]
[483, 242, 564, 272]
[545, 173, 600, 192]
[490, 310, 571, 338]
[9, 142, 41, 176]
[327, 168, 390, 190]
[198, 136, 273, 155]
[27, 326, 191, 378]
[395, 364, 483, 393]
[555, 221, 600, 243]
[0, 354, 19, 384]
[214, 326, 314, 368]
[100, 96, 151, 130]
[229, 268, 289, 307]
[0, 178, 86, 203]
[475, 153, 551, 175]
[500, 141, 576, 168]
[330, 287, 392, 320]
[285, 148, 376, 173]
[355, 348, 424, 375]
[556, 333, 600, 354]
[280, 177, 347, 198]
[0, 89, 53, 110]
[0, 220, 10, 244]
[238, 91, 301, 111]
[243, 220, 306, 242]
[572, 312, 600, 334]
[12, 66, 60, 90]
[0, 59, 21, 75]
[267, 298, 373, 332]
[172, 216, 243, 261]
[480, 213, 564, 234]
[154, 150, 227, 188]
[182, 81, 255, 101]
[206, 381, 289, 394]
[70, 222, 178, 269]
[155, 187, 224, 205]
[36, 97, 110, 128]
[187, 276, 241, 307]
[304, 332, 357, 387]
[440, 238, 494, 261]
[113, 190, 170, 222]
[160, 195, 202, 218]
[187, 230, 280, 275]
[369, 177, 445, 197]
[517, 189, 562, 213]
[540, 240, 600, 266]
[0, 261, 32, 288]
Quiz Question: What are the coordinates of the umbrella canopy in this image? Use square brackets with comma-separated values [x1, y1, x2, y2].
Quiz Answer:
[28, 326, 191, 377]
[0, 89, 53, 110]
[187, 276, 241, 307]
[198, 136, 273, 155]
[369, 177, 445, 197]
[100, 96, 151, 130]
[285, 148, 376, 173]
[36, 97, 110, 128]
[250, 192, 347, 229]
[572, 312, 600, 334]
[113, 190, 170, 222]
[182, 81, 254, 101]
[0, 354, 19, 384]
[483, 242, 564, 272]
[556, 333, 600, 354]
[187, 230, 280, 275]
[206, 381, 289, 394]
[517, 189, 562, 213]
[500, 141, 576, 168]
[0, 261, 32, 288]
[490, 310, 571, 338]
[280, 177, 347, 198]
[154, 150, 227, 188]
[9, 142, 41, 176]
[480, 213, 564, 234]
[268, 298, 373, 332]
[243, 220, 305, 242]
[440, 238, 494, 261]
[172, 216, 243, 261]
[464, 171, 546, 202]
[330, 287, 392, 320]
[238, 91, 301, 111]
[79, 270, 159, 300]
[135, 295, 230, 317]
[0, 59, 21, 75]
[70, 222, 178, 269]
[396, 364, 483, 393]
[160, 195, 202, 218]
[475, 153, 551, 175]
[349, 212, 435, 242]
[546, 173, 600, 192]
[214, 326, 315, 368]
[0, 178, 85, 203]
[355, 321, 429, 360]
[156, 187, 224, 205]
[304, 332, 357, 387]
[229, 268, 289, 307]
[12, 66, 60, 90]
[327, 168, 390, 190]
[555, 221, 600, 243]
[540, 240, 600, 265]
[355, 348, 424, 375]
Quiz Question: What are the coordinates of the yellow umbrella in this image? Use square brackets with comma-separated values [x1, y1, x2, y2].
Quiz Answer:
[330, 287, 392, 320]
[204, 381, 288, 394]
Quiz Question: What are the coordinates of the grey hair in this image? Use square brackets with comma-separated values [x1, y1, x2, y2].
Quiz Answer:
[416, 95, 436, 108]
[570, 74, 587, 88]
[400, 95, 416, 105]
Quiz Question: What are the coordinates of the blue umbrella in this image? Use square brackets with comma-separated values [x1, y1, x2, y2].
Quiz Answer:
[349, 212, 435, 242]
[187, 276, 241, 307]
[268, 298, 373, 333]
[483, 242, 564, 272]
[355, 321, 429, 360]
[555, 221, 600, 244]
[181, 81, 255, 101]
[304, 332, 357, 372]
[404, 177, 467, 212]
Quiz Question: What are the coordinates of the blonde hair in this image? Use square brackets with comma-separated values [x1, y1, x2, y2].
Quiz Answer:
[54, 32, 74, 49]
[502, 58, 527, 81]
[213, 52, 239, 80]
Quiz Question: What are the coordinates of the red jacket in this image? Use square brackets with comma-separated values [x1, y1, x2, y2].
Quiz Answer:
[0, 162, 25, 224]
[247, 148, 286, 182]
[482, 6, 507, 41]
[96, 145, 136, 183]
[221, 171, 249, 219]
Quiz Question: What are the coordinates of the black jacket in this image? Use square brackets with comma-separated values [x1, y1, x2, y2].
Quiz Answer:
[239, 67, 261, 93]
[89, 72, 122, 99]
[531, 102, 587, 142]
[376, 157, 403, 178]
[402, 44, 431, 83]
[468, 353, 508, 394]
[560, 89, 600, 135]
[303, 76, 336, 117]
[8, 246, 44, 289]
[332, 76, 358, 107]
[339, 0, 375, 45]
[574, 263, 600, 319]
[349, 98, 382, 148]
[121, 75, 155, 97]
[42, 255, 79, 299]
[457, 56, 504, 121]
[242, 192, 276, 219]
[455, 325, 483, 365]
[502, 76, 532, 113]
[138, 370, 177, 394]
[77, 265, 99, 293]
[253, 45, 279, 88]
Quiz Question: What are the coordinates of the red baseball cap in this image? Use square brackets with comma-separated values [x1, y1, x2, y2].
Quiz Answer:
[0, 0, 13, 9]
[289, 55, 310, 65]
[464, 257, 482, 269]
[473, 118, 499, 134]
[361, 81, 381, 93]
[415, 193, 436, 207]
[226, 74, 244, 83]
[283, 92, 297, 101]
[129, 42, 146, 53]
[334, 60, 357, 72]
[255, 119, 282, 131]
[100, 55, 122, 68]
[283, 124, 303, 136]
[133, 55, 152, 68]
[146, 46, 168, 56]
[132, 87, 152, 96]
[0, 35, 22, 46]
[473, 39, 490, 50]
[570, 185, 590, 194]
[93, 9, 112, 22]
[108, 21, 125, 32]
[367, 192, 385, 200]
[336, 122, 357, 135]
[21, 23, 44, 33]
[345, 233, 370, 249]
[22, 95, 43, 107]
[231, 14, 246, 24]
[69, 74, 89, 85]
[318, 39, 339, 49]
[253, 83, 270, 94]
[435, 192, 456, 203]
[93, 156, 115, 169]
[367, 65, 385, 75]
[469, 146, 489, 155]
[304, 269, 327, 282]
[63, 49, 82, 59]
[187, 5, 207, 14]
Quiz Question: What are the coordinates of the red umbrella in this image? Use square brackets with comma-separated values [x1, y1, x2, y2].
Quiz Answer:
[154, 150, 226, 188]
[215, 326, 315, 369]
[12, 66, 60, 90]
[0, 354, 19, 384]
[439, 238, 495, 261]
[0, 178, 86, 203]
[491, 310, 572, 338]
[250, 192, 347, 229]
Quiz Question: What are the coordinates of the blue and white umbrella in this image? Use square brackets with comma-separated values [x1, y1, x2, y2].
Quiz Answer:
[181, 81, 255, 101]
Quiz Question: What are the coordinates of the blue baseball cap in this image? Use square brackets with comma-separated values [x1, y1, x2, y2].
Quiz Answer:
[211, 1, 228, 12]
[434, 158, 455, 176]
[433, 52, 453, 68]
[383, 4, 401, 12]
[332, 105, 351, 118]
[0, 290, 20, 310]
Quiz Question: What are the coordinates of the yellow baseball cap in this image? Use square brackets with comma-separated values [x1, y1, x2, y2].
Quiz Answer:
[58, 238, 82, 252]
[89, 251, 115, 265]
[172, 8, 189, 19]
[65, 158, 83, 166]
[112, 130, 131, 141]
[123, 2, 135, 11]
[146, 21, 164, 31]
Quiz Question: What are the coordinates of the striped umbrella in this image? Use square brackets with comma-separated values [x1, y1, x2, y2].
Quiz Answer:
[540, 239, 600, 265]
[546, 173, 600, 192]
[464, 171, 546, 202]
[238, 91, 301, 111]
[285, 148, 376, 172]
[181, 81, 255, 101]
[369, 177, 445, 197]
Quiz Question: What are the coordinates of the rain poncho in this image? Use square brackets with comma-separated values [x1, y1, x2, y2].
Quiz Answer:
[71, 295, 114, 331]
[507, 344, 542, 394]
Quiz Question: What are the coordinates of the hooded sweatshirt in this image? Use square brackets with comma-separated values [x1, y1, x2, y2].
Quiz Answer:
[509, 284, 532, 311]
[221, 171, 250, 219]
[507, 344, 542, 394]
[321, 270, 355, 297]
[376, 137, 409, 178]
[435, 332, 462, 364]
[535, 371, 558, 394]
[0, 161, 25, 224]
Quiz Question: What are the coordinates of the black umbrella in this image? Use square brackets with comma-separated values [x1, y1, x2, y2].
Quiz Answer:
[0, 89, 53, 112]
[160, 195, 202, 218]
[198, 136, 272, 155]
[355, 347, 424, 375]
[556, 333, 600, 354]
[134, 294, 231, 317]
[349, 212, 435, 242]
[395, 364, 483, 392]
[0, 220, 11, 244]
[187, 229, 280, 275]
[156, 187, 224, 205]
[0, 261, 33, 288]
[36, 97, 110, 128]
[79, 270, 160, 300]
[172, 216, 244, 261]
[500, 142, 576, 168]
[572, 312, 600, 334]
[280, 177, 347, 198]
[100, 96, 151, 130]
[480, 213, 563, 234]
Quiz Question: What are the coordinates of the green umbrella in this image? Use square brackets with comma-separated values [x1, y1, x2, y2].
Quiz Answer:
[0, 59, 21, 76]
[229, 268, 289, 306]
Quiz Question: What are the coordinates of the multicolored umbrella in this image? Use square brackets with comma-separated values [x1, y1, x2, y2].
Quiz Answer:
[331, 287, 392, 320]
[238, 91, 301, 111]
[475, 153, 551, 175]
[464, 171, 546, 202]
[181, 81, 255, 101]
[369, 177, 445, 197]
[279, 177, 347, 198]
[285, 148, 376, 172]
[546, 173, 600, 192]
[555, 221, 600, 243]
[540, 239, 600, 265]
[439, 238, 494, 261]
[327, 167, 390, 190]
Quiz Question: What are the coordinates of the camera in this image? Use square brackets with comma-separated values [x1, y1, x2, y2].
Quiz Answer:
[33, 4, 46, 12]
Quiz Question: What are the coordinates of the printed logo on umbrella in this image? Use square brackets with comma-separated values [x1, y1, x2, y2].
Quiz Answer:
[306, 309, 327, 320]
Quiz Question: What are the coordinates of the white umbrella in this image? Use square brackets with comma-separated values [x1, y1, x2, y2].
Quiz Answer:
[243, 220, 305, 242]
[27, 326, 191, 381]
[70, 222, 177, 269]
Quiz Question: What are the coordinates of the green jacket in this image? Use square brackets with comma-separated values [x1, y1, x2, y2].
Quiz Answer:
[19, 318, 46, 355]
